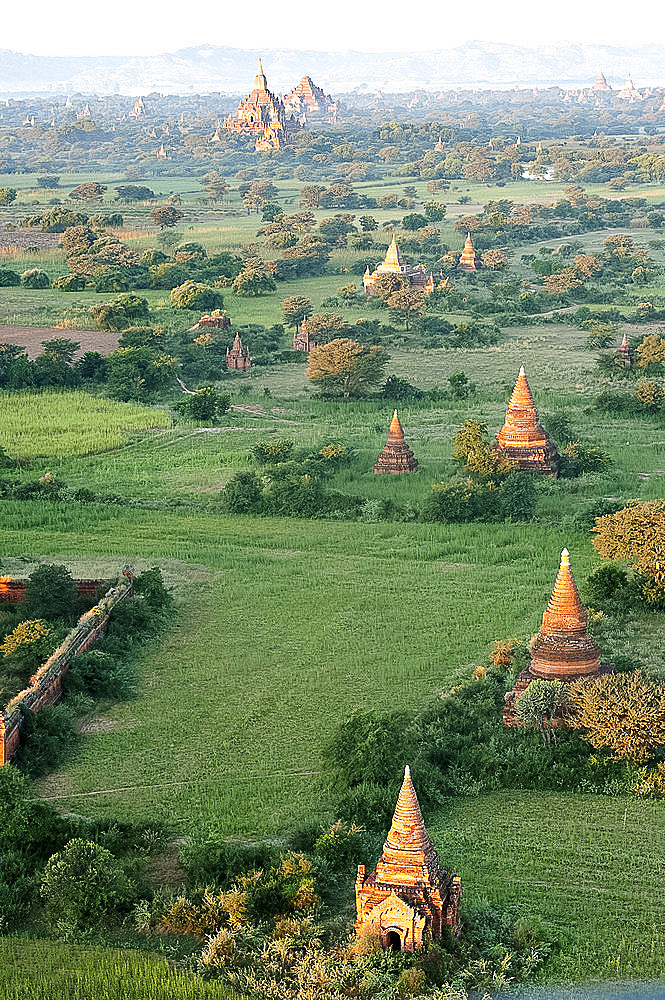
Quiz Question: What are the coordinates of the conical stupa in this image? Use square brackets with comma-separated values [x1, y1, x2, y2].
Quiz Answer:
[495, 366, 559, 474]
[374, 410, 418, 474]
[618, 331, 634, 366]
[458, 232, 480, 271]
[355, 766, 461, 950]
[503, 548, 612, 727]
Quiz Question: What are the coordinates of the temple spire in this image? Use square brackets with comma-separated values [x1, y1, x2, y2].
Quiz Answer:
[374, 411, 418, 474]
[541, 548, 588, 634]
[458, 232, 480, 271]
[255, 59, 268, 91]
[495, 366, 559, 474]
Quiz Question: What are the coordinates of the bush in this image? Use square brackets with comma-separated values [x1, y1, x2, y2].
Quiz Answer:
[422, 479, 503, 523]
[41, 838, 134, 932]
[20, 268, 50, 289]
[177, 387, 231, 425]
[14, 704, 77, 778]
[252, 439, 294, 464]
[0, 267, 20, 287]
[500, 473, 537, 521]
[52, 273, 86, 291]
[23, 563, 78, 623]
[170, 281, 224, 311]
[223, 471, 264, 514]
[559, 442, 612, 477]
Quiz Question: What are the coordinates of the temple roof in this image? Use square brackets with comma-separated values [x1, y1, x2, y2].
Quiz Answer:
[541, 548, 588, 634]
[388, 409, 404, 441]
[508, 365, 537, 412]
[384, 235, 404, 270]
[255, 59, 268, 92]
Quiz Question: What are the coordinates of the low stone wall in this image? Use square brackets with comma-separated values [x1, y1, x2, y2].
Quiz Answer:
[0, 579, 103, 604]
[0, 570, 133, 766]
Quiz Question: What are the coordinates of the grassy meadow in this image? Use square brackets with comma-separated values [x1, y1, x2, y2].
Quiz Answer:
[1, 167, 664, 989]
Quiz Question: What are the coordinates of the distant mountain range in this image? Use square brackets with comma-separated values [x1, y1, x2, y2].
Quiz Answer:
[2, 42, 665, 95]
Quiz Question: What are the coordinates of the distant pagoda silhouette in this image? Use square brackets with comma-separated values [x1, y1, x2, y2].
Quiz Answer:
[495, 366, 559, 475]
[374, 410, 418, 474]
[618, 331, 634, 367]
[503, 548, 613, 726]
[458, 232, 480, 271]
[226, 332, 250, 371]
[355, 765, 460, 950]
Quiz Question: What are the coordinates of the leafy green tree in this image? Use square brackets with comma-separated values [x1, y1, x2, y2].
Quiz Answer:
[69, 182, 106, 202]
[0, 187, 17, 205]
[306, 338, 389, 398]
[401, 212, 428, 230]
[516, 680, 567, 744]
[177, 387, 230, 425]
[282, 295, 312, 331]
[90, 293, 150, 332]
[115, 184, 155, 202]
[23, 563, 77, 622]
[423, 201, 446, 222]
[387, 288, 425, 329]
[201, 171, 229, 202]
[150, 205, 183, 228]
[223, 471, 264, 514]
[569, 671, 665, 762]
[39, 207, 88, 233]
[41, 839, 132, 932]
[106, 346, 176, 401]
[0, 767, 63, 857]
[20, 269, 50, 289]
[0, 267, 20, 287]
[232, 268, 276, 296]
[170, 281, 224, 311]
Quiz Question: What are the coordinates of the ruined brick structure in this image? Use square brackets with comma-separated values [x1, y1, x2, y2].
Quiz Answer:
[198, 312, 231, 330]
[618, 331, 634, 366]
[224, 60, 300, 151]
[226, 332, 251, 371]
[374, 410, 418, 474]
[495, 366, 559, 474]
[503, 548, 614, 726]
[283, 76, 337, 122]
[363, 236, 436, 297]
[355, 765, 461, 951]
[0, 569, 134, 765]
[293, 319, 318, 352]
[458, 232, 481, 271]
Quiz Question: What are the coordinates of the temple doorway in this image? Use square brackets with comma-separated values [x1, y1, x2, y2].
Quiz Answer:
[385, 931, 401, 951]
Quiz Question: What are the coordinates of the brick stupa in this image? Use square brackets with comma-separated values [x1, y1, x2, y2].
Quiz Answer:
[226, 332, 251, 371]
[355, 766, 461, 951]
[374, 410, 418, 474]
[495, 366, 559, 474]
[458, 232, 480, 271]
[503, 548, 613, 726]
[618, 331, 634, 367]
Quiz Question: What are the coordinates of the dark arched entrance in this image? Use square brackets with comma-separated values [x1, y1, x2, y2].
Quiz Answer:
[386, 930, 401, 951]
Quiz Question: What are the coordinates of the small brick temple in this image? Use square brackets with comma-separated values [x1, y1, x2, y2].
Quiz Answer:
[374, 410, 418, 474]
[495, 365, 559, 474]
[503, 547, 614, 725]
[355, 765, 461, 951]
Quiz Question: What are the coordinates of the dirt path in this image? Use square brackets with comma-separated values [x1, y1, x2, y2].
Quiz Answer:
[0, 325, 119, 358]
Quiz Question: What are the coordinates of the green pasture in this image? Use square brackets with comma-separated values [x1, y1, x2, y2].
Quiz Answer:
[0, 938, 239, 999]
[433, 791, 665, 980]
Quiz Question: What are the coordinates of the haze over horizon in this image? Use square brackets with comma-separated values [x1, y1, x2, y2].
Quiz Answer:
[4, 0, 665, 57]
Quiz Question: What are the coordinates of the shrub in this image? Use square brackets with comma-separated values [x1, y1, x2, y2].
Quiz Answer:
[170, 281, 224, 311]
[500, 473, 537, 521]
[20, 268, 50, 289]
[177, 387, 230, 425]
[252, 439, 294, 464]
[52, 273, 86, 291]
[0, 267, 20, 287]
[559, 442, 612, 477]
[584, 564, 631, 605]
[23, 563, 78, 622]
[422, 479, 502, 523]
[14, 704, 77, 778]
[223, 471, 264, 514]
[41, 838, 133, 932]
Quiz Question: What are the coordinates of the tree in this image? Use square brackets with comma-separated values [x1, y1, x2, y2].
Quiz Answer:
[300, 184, 326, 209]
[305, 313, 349, 344]
[636, 334, 665, 370]
[0, 187, 17, 206]
[359, 215, 378, 232]
[481, 249, 508, 270]
[115, 185, 155, 202]
[90, 294, 150, 332]
[40, 207, 88, 233]
[232, 268, 276, 297]
[423, 201, 446, 223]
[20, 269, 50, 289]
[515, 680, 567, 744]
[592, 500, 665, 605]
[282, 295, 312, 330]
[150, 205, 183, 228]
[40, 338, 80, 365]
[170, 281, 224, 311]
[306, 338, 389, 398]
[452, 419, 517, 482]
[387, 288, 425, 330]
[569, 671, 665, 762]
[201, 171, 229, 202]
[371, 273, 409, 300]
[61, 224, 97, 257]
[401, 213, 428, 231]
[69, 182, 106, 202]
[41, 839, 132, 931]
[107, 347, 176, 401]
[177, 387, 230, 425]
[243, 180, 279, 213]
[23, 563, 77, 622]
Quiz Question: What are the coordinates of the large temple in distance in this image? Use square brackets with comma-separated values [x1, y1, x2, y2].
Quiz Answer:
[224, 61, 301, 151]
[355, 765, 461, 951]
[283, 76, 337, 123]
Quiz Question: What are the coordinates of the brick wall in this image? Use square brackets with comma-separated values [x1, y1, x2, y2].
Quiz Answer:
[0, 571, 133, 766]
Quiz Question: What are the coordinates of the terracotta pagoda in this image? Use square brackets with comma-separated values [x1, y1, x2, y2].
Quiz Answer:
[503, 548, 613, 726]
[226, 332, 251, 371]
[458, 232, 480, 271]
[224, 60, 300, 151]
[495, 366, 559, 475]
[618, 332, 634, 366]
[355, 766, 460, 951]
[364, 236, 436, 296]
[374, 410, 418, 474]
[283, 76, 337, 122]
[293, 319, 317, 353]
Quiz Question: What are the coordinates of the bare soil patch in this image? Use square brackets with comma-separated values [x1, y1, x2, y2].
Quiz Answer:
[0, 325, 119, 358]
[0, 228, 61, 250]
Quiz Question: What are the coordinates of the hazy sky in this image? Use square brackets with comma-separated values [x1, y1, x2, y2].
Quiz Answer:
[3, 0, 665, 55]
